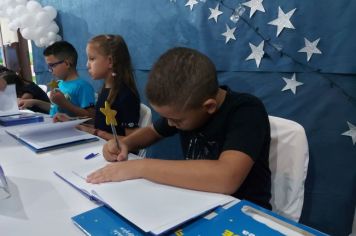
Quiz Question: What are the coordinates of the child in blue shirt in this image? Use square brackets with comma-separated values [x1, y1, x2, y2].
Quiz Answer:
[18, 41, 95, 117]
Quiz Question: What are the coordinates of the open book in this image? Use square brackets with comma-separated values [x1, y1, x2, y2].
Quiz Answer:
[5, 119, 98, 152]
[0, 84, 20, 117]
[54, 156, 235, 235]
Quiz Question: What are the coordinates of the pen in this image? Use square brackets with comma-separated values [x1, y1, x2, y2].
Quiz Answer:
[110, 124, 120, 150]
[84, 152, 99, 160]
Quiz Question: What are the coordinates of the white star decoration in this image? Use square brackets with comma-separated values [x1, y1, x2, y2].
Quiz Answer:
[208, 4, 223, 23]
[242, 0, 265, 18]
[342, 121, 356, 145]
[281, 73, 303, 94]
[185, 0, 198, 11]
[221, 24, 236, 44]
[268, 7, 296, 37]
[246, 41, 265, 68]
[298, 37, 322, 61]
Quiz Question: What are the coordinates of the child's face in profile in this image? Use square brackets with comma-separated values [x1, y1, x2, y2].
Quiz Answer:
[86, 43, 112, 80]
[151, 104, 211, 131]
[45, 55, 68, 80]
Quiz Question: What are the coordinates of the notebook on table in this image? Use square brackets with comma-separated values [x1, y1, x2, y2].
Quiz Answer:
[54, 157, 235, 235]
[0, 113, 44, 126]
[5, 118, 98, 152]
[0, 84, 20, 117]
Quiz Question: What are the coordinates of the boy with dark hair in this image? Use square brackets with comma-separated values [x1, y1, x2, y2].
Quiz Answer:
[18, 41, 95, 117]
[88, 47, 272, 209]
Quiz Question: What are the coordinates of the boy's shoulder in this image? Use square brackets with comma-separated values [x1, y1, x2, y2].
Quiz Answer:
[224, 86, 265, 109]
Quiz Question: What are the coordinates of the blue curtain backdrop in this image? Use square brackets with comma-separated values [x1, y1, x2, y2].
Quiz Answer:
[33, 1, 356, 235]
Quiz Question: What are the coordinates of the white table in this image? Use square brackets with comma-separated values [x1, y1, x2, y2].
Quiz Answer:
[0, 120, 107, 236]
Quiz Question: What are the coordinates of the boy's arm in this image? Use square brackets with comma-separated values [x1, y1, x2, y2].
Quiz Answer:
[88, 150, 254, 195]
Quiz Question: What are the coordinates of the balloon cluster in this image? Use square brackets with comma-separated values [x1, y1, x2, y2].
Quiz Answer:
[0, 0, 61, 47]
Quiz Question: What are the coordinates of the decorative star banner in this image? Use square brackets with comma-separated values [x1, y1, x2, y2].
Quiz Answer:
[298, 37, 322, 61]
[268, 7, 296, 37]
[208, 3, 223, 23]
[242, 0, 265, 18]
[281, 73, 303, 94]
[246, 41, 265, 68]
[342, 121, 356, 145]
[221, 24, 236, 43]
[185, 0, 198, 11]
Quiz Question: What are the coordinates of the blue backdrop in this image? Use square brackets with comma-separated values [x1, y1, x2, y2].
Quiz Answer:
[33, 1, 356, 235]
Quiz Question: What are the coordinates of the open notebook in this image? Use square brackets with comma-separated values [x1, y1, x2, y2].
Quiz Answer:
[54, 156, 235, 235]
[5, 119, 98, 152]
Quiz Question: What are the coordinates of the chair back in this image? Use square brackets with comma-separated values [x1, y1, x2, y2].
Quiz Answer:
[268, 116, 309, 222]
[138, 103, 152, 157]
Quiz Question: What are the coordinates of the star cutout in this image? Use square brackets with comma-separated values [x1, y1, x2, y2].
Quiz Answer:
[268, 7, 296, 37]
[298, 37, 322, 61]
[47, 80, 59, 90]
[242, 0, 265, 18]
[185, 0, 198, 11]
[342, 121, 356, 145]
[100, 101, 117, 126]
[208, 4, 223, 23]
[221, 24, 236, 44]
[281, 73, 303, 94]
[246, 41, 265, 68]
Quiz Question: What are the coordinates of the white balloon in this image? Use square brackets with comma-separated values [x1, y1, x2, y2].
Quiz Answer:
[20, 13, 35, 28]
[39, 37, 49, 46]
[20, 27, 31, 39]
[33, 25, 46, 40]
[55, 34, 62, 41]
[16, 0, 28, 5]
[8, 21, 18, 31]
[26, 0, 41, 13]
[35, 11, 51, 26]
[34, 39, 45, 48]
[47, 31, 56, 41]
[6, 7, 14, 18]
[14, 5, 27, 17]
[47, 22, 59, 34]
[43, 5, 56, 20]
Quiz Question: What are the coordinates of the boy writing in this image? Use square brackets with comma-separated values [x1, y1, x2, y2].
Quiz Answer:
[18, 41, 95, 117]
[87, 47, 272, 209]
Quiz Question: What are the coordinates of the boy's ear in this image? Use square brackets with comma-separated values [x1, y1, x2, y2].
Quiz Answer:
[202, 98, 218, 114]
[108, 55, 113, 69]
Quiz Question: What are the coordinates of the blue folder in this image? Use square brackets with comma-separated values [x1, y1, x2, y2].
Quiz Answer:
[0, 113, 44, 126]
[71, 200, 328, 236]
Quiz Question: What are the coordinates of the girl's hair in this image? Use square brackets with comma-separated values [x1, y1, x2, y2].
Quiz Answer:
[88, 34, 139, 105]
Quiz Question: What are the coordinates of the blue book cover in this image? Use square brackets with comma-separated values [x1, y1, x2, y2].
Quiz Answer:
[72, 205, 146, 236]
[71, 200, 328, 236]
[169, 200, 328, 236]
[0, 113, 44, 126]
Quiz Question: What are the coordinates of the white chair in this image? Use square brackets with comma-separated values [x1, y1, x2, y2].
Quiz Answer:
[268, 116, 309, 222]
[137, 103, 152, 157]
[38, 84, 47, 93]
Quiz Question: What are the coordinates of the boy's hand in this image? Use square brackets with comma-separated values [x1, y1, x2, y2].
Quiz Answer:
[50, 90, 66, 106]
[18, 98, 35, 109]
[86, 161, 139, 184]
[103, 139, 129, 162]
[53, 113, 71, 122]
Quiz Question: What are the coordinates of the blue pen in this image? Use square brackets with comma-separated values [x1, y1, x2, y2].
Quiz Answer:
[84, 152, 99, 160]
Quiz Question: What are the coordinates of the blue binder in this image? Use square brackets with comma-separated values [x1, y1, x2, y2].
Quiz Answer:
[72, 205, 146, 236]
[71, 200, 328, 236]
[0, 113, 44, 126]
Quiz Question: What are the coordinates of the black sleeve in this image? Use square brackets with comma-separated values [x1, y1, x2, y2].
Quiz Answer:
[22, 83, 50, 102]
[153, 117, 178, 137]
[223, 105, 270, 162]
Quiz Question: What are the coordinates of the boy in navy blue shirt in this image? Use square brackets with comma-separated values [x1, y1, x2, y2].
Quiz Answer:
[88, 47, 272, 209]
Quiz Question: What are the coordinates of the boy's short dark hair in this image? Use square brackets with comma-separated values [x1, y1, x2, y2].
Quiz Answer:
[146, 47, 218, 109]
[43, 41, 78, 67]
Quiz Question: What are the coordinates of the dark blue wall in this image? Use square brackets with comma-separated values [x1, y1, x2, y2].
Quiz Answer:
[34, 1, 356, 235]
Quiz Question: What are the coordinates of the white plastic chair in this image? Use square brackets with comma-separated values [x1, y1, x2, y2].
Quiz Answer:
[268, 116, 309, 222]
[38, 84, 47, 93]
[137, 103, 152, 157]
